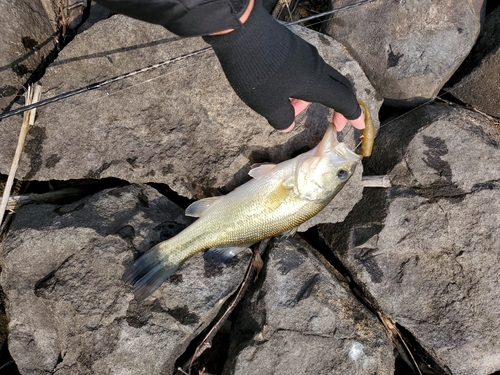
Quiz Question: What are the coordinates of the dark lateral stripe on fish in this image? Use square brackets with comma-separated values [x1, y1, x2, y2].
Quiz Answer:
[123, 247, 178, 301]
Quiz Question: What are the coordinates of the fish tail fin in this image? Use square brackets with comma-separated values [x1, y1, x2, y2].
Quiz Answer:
[122, 243, 179, 301]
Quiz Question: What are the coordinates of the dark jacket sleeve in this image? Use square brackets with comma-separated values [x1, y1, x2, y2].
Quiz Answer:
[94, 0, 249, 37]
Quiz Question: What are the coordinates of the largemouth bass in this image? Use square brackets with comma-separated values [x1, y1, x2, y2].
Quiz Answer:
[124, 124, 361, 300]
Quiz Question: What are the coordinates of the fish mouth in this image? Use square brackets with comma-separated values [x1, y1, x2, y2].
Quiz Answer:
[334, 142, 362, 163]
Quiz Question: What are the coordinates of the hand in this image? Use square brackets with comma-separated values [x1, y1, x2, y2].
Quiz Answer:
[332, 111, 366, 132]
[203, 0, 362, 131]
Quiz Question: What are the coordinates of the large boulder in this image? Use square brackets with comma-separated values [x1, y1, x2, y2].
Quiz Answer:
[0, 0, 57, 112]
[0, 15, 381, 218]
[324, 0, 484, 107]
[0, 184, 251, 375]
[224, 237, 395, 374]
[449, 5, 500, 119]
[319, 103, 500, 375]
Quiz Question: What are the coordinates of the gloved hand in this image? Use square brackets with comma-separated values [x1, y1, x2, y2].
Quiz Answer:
[203, 0, 364, 131]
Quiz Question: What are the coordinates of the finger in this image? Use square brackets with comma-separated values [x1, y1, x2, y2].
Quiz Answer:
[349, 112, 366, 130]
[290, 99, 311, 116]
[332, 111, 348, 132]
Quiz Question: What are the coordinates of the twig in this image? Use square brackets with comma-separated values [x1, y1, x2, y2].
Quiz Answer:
[271, 0, 289, 19]
[185, 239, 270, 373]
[378, 312, 423, 375]
[5, 187, 89, 211]
[361, 175, 391, 188]
[0, 83, 42, 226]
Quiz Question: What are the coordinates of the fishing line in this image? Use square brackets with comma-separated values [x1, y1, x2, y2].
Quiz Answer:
[0, 0, 375, 121]
[285, 0, 374, 26]
[0, 47, 211, 120]
[50, 64, 192, 118]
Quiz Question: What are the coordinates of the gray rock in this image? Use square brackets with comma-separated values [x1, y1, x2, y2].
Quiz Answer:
[78, 2, 112, 34]
[449, 6, 500, 118]
[0, 15, 381, 230]
[324, 0, 484, 107]
[0, 287, 7, 351]
[224, 237, 394, 375]
[0, 0, 57, 112]
[0, 184, 251, 375]
[319, 104, 500, 375]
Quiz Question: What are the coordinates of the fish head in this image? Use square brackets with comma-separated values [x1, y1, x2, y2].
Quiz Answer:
[294, 139, 361, 202]
[329, 142, 361, 187]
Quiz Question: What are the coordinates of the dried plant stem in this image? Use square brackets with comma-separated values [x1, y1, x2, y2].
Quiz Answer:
[378, 312, 423, 375]
[6, 187, 88, 211]
[0, 83, 42, 226]
[185, 239, 270, 373]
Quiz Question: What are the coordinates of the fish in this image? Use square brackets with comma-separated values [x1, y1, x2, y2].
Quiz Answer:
[123, 123, 361, 301]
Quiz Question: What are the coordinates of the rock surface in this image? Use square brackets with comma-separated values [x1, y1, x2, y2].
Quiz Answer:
[0, 184, 251, 375]
[449, 5, 500, 118]
[0, 0, 56, 112]
[224, 237, 395, 375]
[325, 0, 483, 107]
[319, 103, 500, 375]
[0, 16, 381, 229]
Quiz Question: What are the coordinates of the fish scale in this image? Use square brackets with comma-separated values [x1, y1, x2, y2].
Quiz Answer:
[123, 124, 361, 301]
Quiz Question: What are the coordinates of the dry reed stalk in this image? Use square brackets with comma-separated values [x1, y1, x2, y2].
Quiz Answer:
[0, 83, 42, 226]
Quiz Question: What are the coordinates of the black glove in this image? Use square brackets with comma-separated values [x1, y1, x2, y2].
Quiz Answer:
[203, 0, 362, 130]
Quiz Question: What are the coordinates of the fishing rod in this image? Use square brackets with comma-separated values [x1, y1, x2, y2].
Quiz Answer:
[0, 47, 211, 120]
[0, 0, 374, 121]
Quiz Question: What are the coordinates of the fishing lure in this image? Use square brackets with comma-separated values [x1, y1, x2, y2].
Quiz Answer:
[358, 100, 375, 157]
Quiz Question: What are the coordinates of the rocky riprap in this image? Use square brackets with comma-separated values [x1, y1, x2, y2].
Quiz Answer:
[0, 1, 499, 374]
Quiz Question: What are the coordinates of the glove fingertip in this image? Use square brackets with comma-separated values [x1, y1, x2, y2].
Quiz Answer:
[266, 106, 295, 131]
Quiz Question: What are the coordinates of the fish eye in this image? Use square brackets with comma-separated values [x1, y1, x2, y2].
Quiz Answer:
[337, 169, 349, 180]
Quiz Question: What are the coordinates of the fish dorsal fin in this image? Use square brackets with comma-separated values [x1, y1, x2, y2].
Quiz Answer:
[204, 245, 252, 264]
[185, 196, 222, 217]
[249, 163, 277, 179]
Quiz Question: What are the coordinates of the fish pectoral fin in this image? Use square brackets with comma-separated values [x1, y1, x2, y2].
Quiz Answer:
[248, 163, 277, 179]
[122, 244, 179, 302]
[282, 175, 295, 190]
[204, 245, 253, 264]
[263, 181, 293, 211]
[185, 196, 223, 217]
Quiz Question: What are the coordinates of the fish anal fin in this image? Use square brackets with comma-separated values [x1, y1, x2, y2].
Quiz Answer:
[249, 163, 277, 179]
[122, 245, 178, 301]
[204, 245, 252, 264]
[280, 227, 298, 238]
[185, 196, 222, 217]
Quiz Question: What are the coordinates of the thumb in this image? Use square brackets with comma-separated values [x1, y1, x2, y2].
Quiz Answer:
[290, 98, 311, 116]
[243, 95, 295, 131]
